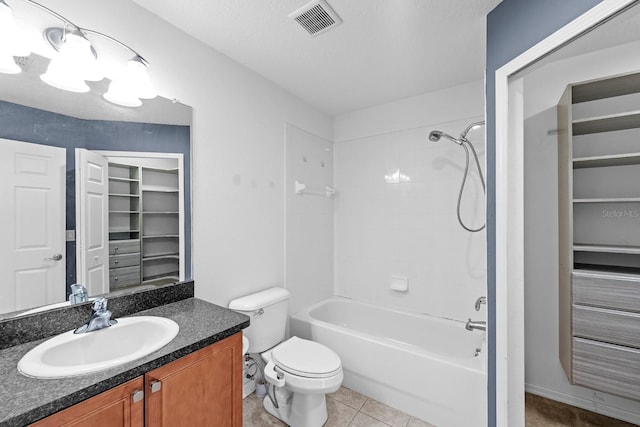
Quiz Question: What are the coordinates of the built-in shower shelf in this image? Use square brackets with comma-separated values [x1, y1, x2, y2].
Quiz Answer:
[294, 180, 336, 198]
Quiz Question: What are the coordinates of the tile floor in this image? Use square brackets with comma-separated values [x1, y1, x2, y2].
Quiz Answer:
[243, 387, 639, 427]
[242, 386, 435, 427]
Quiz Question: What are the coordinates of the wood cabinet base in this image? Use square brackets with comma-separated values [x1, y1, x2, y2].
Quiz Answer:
[30, 333, 242, 427]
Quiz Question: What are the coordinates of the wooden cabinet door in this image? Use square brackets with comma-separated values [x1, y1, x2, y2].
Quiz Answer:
[145, 333, 242, 427]
[30, 377, 144, 427]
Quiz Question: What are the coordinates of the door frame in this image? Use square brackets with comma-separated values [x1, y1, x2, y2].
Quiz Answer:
[92, 151, 186, 283]
[494, 0, 637, 425]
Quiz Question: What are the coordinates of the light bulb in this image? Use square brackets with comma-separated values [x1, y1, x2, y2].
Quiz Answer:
[126, 57, 156, 99]
[40, 30, 103, 92]
[103, 79, 142, 107]
[0, 49, 20, 74]
[0, 0, 29, 74]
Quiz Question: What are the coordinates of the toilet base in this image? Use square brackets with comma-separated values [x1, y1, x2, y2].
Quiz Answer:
[263, 385, 328, 427]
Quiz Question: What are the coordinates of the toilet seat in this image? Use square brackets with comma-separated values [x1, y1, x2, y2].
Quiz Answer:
[271, 337, 341, 379]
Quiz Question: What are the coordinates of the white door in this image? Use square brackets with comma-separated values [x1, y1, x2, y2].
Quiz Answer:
[75, 149, 109, 296]
[0, 139, 66, 313]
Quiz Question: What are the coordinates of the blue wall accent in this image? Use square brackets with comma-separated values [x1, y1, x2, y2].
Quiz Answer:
[0, 100, 192, 297]
[485, 1, 603, 425]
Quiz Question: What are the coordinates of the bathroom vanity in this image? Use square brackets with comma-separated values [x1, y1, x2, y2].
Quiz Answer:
[30, 334, 241, 427]
[0, 283, 249, 427]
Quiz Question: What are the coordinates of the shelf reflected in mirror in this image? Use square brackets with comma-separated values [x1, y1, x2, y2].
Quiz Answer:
[0, 53, 192, 320]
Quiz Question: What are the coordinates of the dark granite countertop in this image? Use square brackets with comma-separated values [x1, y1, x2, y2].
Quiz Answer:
[0, 298, 249, 427]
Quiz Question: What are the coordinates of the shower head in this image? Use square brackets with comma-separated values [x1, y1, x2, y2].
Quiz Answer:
[460, 120, 485, 140]
[428, 130, 462, 145]
[428, 130, 443, 142]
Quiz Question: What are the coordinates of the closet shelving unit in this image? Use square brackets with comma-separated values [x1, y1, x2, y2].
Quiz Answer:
[107, 163, 142, 290]
[106, 156, 183, 290]
[140, 166, 180, 285]
[557, 72, 640, 401]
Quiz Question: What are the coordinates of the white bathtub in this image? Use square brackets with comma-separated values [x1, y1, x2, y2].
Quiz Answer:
[290, 297, 487, 427]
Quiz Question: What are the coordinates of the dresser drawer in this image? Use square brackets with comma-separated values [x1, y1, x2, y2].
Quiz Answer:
[573, 270, 640, 312]
[109, 266, 140, 288]
[574, 305, 640, 348]
[109, 253, 140, 269]
[109, 240, 140, 255]
[573, 338, 640, 401]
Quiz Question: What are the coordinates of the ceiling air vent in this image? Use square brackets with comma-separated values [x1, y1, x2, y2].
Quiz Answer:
[289, 0, 342, 37]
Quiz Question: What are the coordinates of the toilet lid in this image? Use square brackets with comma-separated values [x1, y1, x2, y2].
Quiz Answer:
[272, 337, 341, 378]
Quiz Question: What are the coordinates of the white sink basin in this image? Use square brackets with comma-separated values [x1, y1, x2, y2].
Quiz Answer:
[18, 316, 179, 378]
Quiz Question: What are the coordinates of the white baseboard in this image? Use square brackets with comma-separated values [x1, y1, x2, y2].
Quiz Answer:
[525, 383, 640, 425]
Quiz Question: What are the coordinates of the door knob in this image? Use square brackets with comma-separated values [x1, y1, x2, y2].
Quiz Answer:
[44, 254, 63, 261]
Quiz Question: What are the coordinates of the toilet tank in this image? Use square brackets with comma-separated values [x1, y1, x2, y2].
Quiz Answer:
[228, 287, 289, 353]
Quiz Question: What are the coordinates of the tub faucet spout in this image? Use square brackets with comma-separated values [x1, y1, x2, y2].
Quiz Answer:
[465, 319, 486, 332]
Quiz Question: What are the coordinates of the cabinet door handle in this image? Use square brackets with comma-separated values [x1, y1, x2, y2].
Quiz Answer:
[132, 390, 144, 403]
[150, 380, 162, 393]
[115, 259, 119, 264]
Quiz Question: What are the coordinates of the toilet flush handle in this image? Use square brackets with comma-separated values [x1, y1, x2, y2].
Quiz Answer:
[264, 360, 285, 387]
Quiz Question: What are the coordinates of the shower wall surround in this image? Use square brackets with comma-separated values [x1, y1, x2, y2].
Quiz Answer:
[332, 80, 486, 321]
[285, 124, 334, 314]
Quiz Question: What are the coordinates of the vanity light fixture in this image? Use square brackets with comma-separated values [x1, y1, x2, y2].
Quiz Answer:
[1, 0, 157, 107]
[104, 55, 156, 107]
[0, 0, 31, 73]
[40, 28, 99, 93]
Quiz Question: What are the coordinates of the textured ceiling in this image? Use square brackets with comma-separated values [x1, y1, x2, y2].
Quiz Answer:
[132, 0, 502, 115]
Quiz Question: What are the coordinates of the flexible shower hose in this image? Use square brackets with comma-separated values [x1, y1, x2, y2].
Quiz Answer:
[457, 139, 486, 233]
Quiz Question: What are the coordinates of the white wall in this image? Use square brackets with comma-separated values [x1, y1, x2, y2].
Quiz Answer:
[523, 40, 640, 423]
[46, 0, 333, 306]
[285, 124, 334, 314]
[332, 80, 486, 320]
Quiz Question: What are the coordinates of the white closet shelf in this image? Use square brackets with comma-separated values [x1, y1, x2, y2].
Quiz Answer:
[142, 167, 179, 173]
[572, 110, 640, 135]
[109, 193, 140, 197]
[109, 210, 141, 214]
[141, 187, 179, 193]
[109, 176, 139, 183]
[143, 275, 179, 286]
[143, 251, 179, 258]
[573, 198, 640, 203]
[142, 234, 179, 239]
[573, 152, 640, 169]
[143, 254, 179, 262]
[142, 211, 179, 214]
[574, 244, 640, 255]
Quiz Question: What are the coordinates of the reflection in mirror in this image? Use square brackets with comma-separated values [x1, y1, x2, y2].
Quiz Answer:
[0, 54, 192, 319]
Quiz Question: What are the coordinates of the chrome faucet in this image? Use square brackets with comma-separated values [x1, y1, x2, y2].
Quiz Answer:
[74, 298, 118, 334]
[465, 319, 486, 332]
[474, 296, 486, 311]
[69, 284, 88, 304]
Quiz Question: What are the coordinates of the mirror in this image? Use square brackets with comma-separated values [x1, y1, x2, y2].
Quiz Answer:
[0, 53, 192, 319]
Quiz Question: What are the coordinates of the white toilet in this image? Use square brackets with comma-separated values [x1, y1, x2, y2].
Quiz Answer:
[229, 287, 343, 427]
